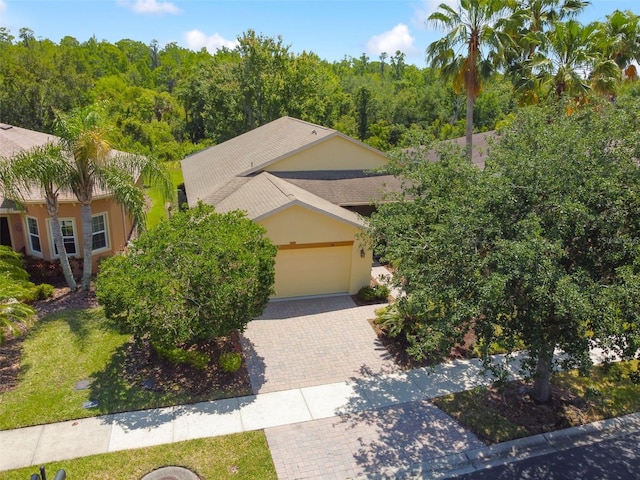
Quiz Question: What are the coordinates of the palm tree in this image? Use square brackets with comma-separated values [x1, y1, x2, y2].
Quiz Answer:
[0, 143, 78, 291]
[533, 20, 619, 98]
[503, 0, 589, 102]
[427, 0, 515, 158]
[55, 107, 173, 291]
[596, 10, 640, 82]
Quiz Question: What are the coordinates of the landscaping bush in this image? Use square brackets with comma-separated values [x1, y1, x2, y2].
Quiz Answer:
[219, 352, 243, 373]
[96, 203, 277, 350]
[357, 284, 390, 302]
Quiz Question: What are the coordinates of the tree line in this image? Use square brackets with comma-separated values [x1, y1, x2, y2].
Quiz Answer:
[1, 3, 636, 159]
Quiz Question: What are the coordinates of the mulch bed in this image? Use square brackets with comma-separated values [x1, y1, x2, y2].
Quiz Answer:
[122, 334, 251, 397]
[369, 317, 476, 370]
[485, 380, 591, 435]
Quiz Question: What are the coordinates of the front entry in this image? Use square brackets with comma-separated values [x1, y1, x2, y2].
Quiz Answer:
[0, 217, 12, 248]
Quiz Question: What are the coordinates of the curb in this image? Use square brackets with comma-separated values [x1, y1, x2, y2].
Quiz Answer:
[420, 411, 640, 479]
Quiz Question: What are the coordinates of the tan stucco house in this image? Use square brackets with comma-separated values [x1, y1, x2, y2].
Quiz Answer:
[0, 124, 136, 270]
[181, 116, 400, 299]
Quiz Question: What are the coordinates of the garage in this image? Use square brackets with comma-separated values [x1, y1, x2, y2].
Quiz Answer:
[272, 244, 353, 298]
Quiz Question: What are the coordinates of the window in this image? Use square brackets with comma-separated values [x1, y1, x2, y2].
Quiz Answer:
[92, 213, 109, 252]
[27, 217, 42, 254]
[51, 219, 78, 257]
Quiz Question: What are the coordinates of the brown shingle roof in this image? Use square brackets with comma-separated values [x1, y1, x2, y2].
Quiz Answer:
[214, 172, 366, 227]
[0, 124, 57, 158]
[272, 171, 403, 205]
[412, 131, 495, 169]
[182, 117, 339, 207]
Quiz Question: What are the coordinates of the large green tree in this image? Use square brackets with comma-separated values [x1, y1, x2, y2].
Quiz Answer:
[427, 0, 515, 157]
[96, 203, 277, 349]
[55, 106, 172, 291]
[370, 98, 640, 404]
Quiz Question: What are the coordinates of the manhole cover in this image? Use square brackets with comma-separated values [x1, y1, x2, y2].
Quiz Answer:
[140, 466, 199, 480]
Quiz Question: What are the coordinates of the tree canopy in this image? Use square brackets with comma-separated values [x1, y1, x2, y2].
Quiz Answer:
[96, 203, 277, 349]
[369, 98, 640, 403]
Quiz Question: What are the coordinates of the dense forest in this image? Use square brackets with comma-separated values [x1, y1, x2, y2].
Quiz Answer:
[0, 2, 638, 161]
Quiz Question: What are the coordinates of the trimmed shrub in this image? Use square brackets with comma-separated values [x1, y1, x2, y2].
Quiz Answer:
[357, 284, 390, 302]
[219, 352, 242, 373]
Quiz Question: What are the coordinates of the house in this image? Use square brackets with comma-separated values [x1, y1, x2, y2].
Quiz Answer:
[181, 116, 402, 299]
[0, 123, 136, 271]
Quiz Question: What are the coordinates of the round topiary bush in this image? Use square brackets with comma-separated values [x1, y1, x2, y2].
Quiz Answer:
[219, 352, 242, 373]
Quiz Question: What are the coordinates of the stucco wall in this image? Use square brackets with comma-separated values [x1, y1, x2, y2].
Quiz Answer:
[264, 136, 387, 172]
[259, 205, 372, 298]
[14, 197, 132, 270]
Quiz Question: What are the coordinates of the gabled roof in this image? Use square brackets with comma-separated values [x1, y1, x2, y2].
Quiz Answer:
[214, 172, 366, 228]
[181, 116, 384, 208]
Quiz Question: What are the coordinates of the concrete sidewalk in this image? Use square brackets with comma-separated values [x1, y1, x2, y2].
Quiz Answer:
[0, 354, 497, 471]
[4, 351, 638, 478]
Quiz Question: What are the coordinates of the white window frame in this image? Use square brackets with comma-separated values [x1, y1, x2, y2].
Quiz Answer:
[49, 218, 79, 258]
[91, 212, 110, 253]
[26, 216, 42, 256]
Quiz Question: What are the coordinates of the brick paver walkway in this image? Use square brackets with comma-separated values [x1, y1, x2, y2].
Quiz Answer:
[266, 400, 484, 479]
[241, 296, 399, 394]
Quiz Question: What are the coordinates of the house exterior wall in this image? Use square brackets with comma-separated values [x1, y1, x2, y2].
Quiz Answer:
[259, 205, 372, 298]
[14, 197, 133, 270]
[264, 136, 387, 172]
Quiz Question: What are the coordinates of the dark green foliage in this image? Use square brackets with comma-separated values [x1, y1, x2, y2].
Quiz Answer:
[96, 204, 277, 349]
[370, 98, 640, 402]
[357, 284, 390, 302]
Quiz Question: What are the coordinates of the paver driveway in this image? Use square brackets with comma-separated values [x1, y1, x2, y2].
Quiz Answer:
[240, 295, 484, 479]
[240, 295, 399, 395]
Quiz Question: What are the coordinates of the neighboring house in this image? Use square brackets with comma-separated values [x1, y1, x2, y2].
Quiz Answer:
[417, 130, 494, 169]
[181, 116, 402, 299]
[0, 123, 136, 270]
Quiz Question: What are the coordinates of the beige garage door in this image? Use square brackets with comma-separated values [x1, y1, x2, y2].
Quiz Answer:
[273, 245, 352, 298]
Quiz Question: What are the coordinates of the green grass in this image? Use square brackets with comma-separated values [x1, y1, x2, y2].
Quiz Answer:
[433, 387, 530, 444]
[434, 360, 640, 445]
[554, 360, 640, 419]
[145, 161, 184, 230]
[0, 308, 249, 430]
[2, 432, 277, 480]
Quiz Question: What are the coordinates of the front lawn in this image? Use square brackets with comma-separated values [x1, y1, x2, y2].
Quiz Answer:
[2, 433, 276, 480]
[433, 360, 640, 445]
[0, 306, 251, 430]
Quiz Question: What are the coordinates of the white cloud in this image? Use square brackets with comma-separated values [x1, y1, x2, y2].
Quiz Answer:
[366, 24, 416, 56]
[0, 0, 7, 21]
[413, 0, 457, 31]
[118, 0, 180, 15]
[185, 30, 238, 53]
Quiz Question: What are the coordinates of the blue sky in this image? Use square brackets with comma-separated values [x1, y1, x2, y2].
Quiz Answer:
[0, 0, 637, 67]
